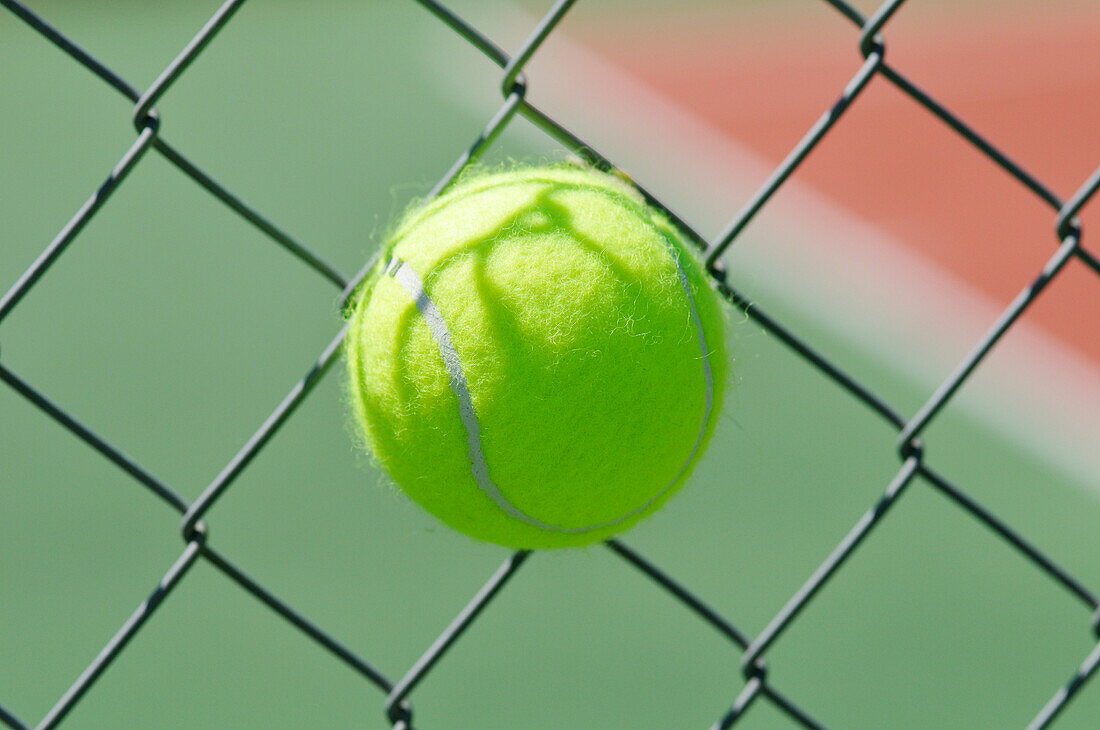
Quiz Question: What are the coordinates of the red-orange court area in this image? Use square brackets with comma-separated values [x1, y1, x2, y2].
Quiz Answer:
[589, 4, 1100, 366]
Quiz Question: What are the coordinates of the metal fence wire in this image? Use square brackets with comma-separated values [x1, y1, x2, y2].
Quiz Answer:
[1, 0, 1098, 728]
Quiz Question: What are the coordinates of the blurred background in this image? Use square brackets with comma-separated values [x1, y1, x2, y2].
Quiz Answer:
[1, 0, 1098, 727]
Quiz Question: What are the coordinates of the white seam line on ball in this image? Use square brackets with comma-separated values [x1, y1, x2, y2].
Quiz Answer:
[659, 239, 715, 494]
[387, 249, 712, 534]
[387, 257, 563, 531]
[577, 239, 716, 529]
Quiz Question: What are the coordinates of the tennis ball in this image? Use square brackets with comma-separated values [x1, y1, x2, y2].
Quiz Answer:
[346, 164, 728, 548]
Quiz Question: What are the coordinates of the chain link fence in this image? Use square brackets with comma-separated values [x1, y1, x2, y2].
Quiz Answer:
[1, 0, 1098, 727]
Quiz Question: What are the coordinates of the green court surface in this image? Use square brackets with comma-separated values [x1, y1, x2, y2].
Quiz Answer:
[1, 2, 1097, 728]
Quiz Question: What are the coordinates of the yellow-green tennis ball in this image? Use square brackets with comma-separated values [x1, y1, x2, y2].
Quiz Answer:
[346, 165, 728, 549]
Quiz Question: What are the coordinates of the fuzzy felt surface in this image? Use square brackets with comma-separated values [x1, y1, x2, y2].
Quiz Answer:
[346, 165, 729, 548]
